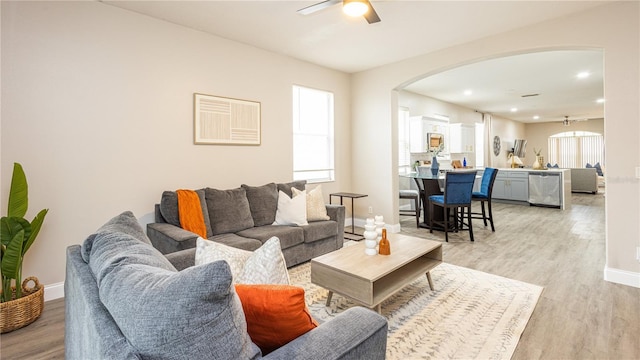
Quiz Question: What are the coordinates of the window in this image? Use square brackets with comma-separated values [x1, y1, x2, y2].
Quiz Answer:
[292, 85, 334, 182]
[548, 131, 604, 168]
[398, 108, 411, 174]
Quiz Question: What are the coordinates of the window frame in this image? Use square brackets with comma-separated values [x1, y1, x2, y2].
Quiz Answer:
[292, 85, 335, 183]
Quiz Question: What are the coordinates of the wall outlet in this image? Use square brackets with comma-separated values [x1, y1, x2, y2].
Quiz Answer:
[637, 247, 640, 262]
[636, 167, 640, 179]
[368, 206, 373, 214]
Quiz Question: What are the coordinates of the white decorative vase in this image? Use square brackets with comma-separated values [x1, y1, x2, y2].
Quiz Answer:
[376, 221, 384, 244]
[363, 222, 378, 255]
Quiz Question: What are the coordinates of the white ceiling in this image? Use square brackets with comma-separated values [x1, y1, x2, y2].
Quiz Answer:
[102, 0, 608, 123]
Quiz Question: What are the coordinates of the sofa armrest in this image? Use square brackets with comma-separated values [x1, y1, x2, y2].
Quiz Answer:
[165, 248, 196, 271]
[264, 307, 387, 360]
[146, 223, 198, 255]
[325, 204, 345, 246]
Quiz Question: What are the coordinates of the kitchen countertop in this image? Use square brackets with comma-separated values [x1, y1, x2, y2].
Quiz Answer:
[497, 167, 569, 173]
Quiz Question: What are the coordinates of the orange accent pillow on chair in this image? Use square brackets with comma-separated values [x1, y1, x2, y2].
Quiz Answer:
[234, 284, 318, 355]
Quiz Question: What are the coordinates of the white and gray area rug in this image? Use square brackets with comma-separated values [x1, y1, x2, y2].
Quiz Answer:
[289, 261, 543, 360]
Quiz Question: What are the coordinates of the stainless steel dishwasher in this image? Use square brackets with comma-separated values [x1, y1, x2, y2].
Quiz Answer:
[528, 172, 561, 208]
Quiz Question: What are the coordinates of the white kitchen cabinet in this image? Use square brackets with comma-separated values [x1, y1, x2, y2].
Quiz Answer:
[409, 116, 449, 153]
[492, 171, 528, 202]
[449, 123, 475, 153]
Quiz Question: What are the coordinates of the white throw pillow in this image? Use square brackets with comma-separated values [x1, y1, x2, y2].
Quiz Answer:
[292, 185, 330, 222]
[273, 190, 308, 226]
[195, 237, 290, 285]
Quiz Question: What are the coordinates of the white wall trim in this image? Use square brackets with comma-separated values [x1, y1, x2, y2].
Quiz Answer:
[353, 217, 401, 233]
[604, 266, 640, 288]
[45, 282, 65, 301]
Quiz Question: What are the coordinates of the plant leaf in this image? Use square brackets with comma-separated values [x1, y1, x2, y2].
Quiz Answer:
[8, 163, 28, 218]
[0, 217, 29, 248]
[1, 230, 24, 279]
[22, 209, 48, 255]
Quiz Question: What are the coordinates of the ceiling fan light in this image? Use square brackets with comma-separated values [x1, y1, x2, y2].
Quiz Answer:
[343, 0, 368, 17]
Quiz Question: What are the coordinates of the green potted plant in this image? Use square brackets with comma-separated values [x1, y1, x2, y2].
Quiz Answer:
[0, 162, 48, 333]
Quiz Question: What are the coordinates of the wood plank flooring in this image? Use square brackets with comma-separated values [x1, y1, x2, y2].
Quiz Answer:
[1, 191, 638, 359]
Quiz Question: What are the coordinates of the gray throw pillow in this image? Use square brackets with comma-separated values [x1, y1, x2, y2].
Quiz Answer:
[160, 189, 213, 238]
[81, 211, 153, 262]
[276, 180, 307, 198]
[241, 183, 278, 227]
[205, 187, 255, 235]
[84, 213, 260, 360]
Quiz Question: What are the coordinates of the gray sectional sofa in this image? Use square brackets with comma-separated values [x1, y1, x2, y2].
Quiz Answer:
[65, 211, 388, 360]
[570, 168, 598, 193]
[147, 181, 345, 267]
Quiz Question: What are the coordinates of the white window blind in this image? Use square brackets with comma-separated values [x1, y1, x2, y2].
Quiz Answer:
[548, 131, 604, 168]
[292, 85, 335, 182]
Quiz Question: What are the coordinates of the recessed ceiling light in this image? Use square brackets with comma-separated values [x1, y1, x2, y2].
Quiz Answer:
[577, 71, 590, 79]
[596, 98, 605, 103]
[510, 108, 518, 112]
[533, 115, 540, 120]
[463, 89, 472, 96]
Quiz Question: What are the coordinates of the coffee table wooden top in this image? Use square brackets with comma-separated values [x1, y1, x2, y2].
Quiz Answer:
[311, 233, 441, 281]
[311, 233, 442, 310]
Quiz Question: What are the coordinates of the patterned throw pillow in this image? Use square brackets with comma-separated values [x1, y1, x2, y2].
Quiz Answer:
[292, 185, 330, 222]
[195, 237, 290, 285]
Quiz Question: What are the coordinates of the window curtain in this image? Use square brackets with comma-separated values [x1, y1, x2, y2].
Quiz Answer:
[483, 113, 493, 167]
[548, 134, 604, 168]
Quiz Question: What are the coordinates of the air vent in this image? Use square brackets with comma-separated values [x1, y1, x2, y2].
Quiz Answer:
[521, 93, 540, 98]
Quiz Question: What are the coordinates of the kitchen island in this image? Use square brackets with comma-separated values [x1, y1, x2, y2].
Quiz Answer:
[493, 168, 571, 210]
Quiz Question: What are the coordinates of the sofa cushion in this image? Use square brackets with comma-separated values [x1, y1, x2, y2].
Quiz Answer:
[83, 212, 260, 360]
[241, 183, 278, 227]
[236, 225, 304, 250]
[81, 211, 155, 263]
[277, 180, 306, 198]
[273, 190, 308, 226]
[160, 189, 213, 238]
[235, 284, 318, 355]
[205, 187, 255, 235]
[301, 220, 338, 243]
[196, 237, 289, 285]
[292, 185, 330, 222]
[209, 233, 262, 251]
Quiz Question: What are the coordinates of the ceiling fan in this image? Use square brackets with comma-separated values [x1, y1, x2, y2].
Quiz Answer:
[562, 115, 591, 126]
[298, 0, 381, 24]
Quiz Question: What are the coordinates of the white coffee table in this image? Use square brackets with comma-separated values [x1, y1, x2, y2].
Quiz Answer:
[310, 233, 442, 313]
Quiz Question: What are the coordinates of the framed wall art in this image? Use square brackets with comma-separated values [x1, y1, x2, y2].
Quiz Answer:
[194, 93, 261, 145]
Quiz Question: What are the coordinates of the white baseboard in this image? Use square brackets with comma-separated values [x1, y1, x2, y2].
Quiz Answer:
[604, 266, 640, 288]
[352, 217, 401, 233]
[45, 282, 65, 301]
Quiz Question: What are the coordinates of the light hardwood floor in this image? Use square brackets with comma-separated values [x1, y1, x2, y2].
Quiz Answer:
[1, 191, 638, 359]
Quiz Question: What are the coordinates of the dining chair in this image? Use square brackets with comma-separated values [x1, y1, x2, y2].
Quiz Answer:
[399, 189, 421, 227]
[471, 168, 499, 231]
[428, 171, 477, 242]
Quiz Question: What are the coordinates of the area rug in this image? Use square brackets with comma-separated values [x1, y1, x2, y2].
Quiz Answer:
[289, 261, 543, 360]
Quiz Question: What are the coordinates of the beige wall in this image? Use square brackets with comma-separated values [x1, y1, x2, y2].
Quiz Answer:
[352, 2, 639, 286]
[525, 119, 605, 165]
[1, 2, 352, 293]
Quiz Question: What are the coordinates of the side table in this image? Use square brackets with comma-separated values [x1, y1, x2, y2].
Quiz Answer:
[329, 192, 368, 241]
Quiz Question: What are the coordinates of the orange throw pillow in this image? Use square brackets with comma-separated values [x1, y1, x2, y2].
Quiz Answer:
[234, 284, 318, 355]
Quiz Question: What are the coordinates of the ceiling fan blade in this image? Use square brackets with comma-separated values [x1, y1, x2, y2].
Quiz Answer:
[363, 0, 381, 24]
[297, 0, 341, 15]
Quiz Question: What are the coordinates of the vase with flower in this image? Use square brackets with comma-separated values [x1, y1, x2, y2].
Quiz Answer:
[428, 143, 444, 175]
